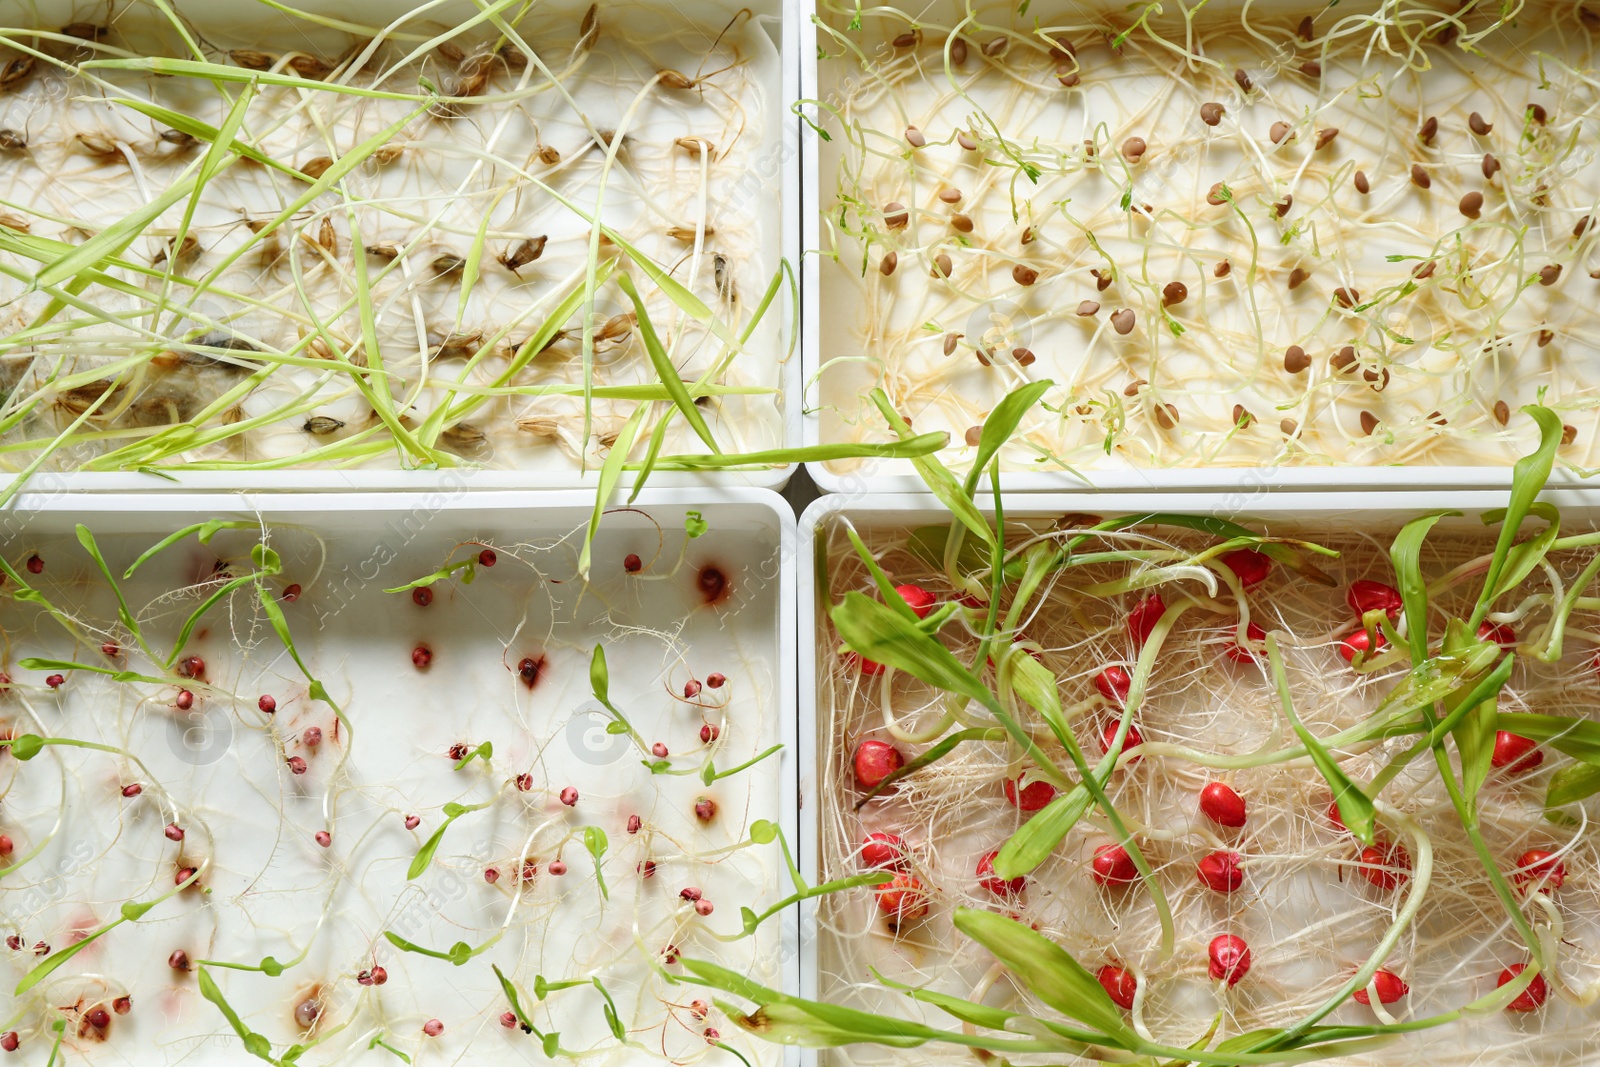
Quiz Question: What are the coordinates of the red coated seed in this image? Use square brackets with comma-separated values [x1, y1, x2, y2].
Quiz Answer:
[485, 868, 499, 883]
[549, 861, 568, 876]
[370, 966, 387, 985]
[1219, 549, 1271, 588]
[690, 1000, 710, 1021]
[449, 743, 469, 761]
[1224, 621, 1267, 664]
[560, 786, 579, 806]
[853, 740, 904, 789]
[0, 1031, 16, 1051]
[302, 727, 322, 747]
[976, 849, 1026, 897]
[1100, 721, 1144, 763]
[1091, 843, 1139, 885]
[1200, 782, 1247, 827]
[624, 553, 643, 573]
[25, 554, 42, 575]
[875, 872, 929, 920]
[1478, 620, 1516, 648]
[4, 936, 19, 950]
[706, 672, 726, 689]
[169, 949, 190, 970]
[314, 830, 331, 847]
[700, 724, 719, 743]
[500, 1011, 519, 1028]
[1513, 849, 1566, 892]
[404, 814, 420, 829]
[684, 680, 702, 698]
[694, 898, 714, 916]
[113, 997, 131, 1015]
[478, 549, 497, 567]
[282, 584, 302, 601]
[704, 1027, 720, 1043]
[122, 783, 142, 798]
[31, 942, 47, 955]
[894, 583, 937, 618]
[652, 742, 669, 758]
[165, 824, 184, 842]
[1127, 594, 1166, 648]
[1209, 935, 1252, 985]
[0, 836, 10, 856]
[1358, 841, 1411, 890]
[1492, 731, 1543, 773]
[412, 587, 433, 607]
[518, 657, 542, 686]
[101, 642, 120, 658]
[1348, 580, 1403, 619]
[515, 773, 533, 791]
[861, 832, 907, 870]
[848, 649, 886, 675]
[694, 797, 717, 822]
[1094, 665, 1130, 703]
[1338, 627, 1386, 663]
[177, 656, 204, 680]
[1097, 964, 1137, 1009]
[1004, 774, 1059, 811]
[1354, 969, 1410, 1005]
[627, 814, 642, 834]
[680, 887, 703, 901]
[423, 1019, 444, 1037]
[357, 970, 373, 986]
[258, 694, 277, 714]
[287, 756, 307, 775]
[86, 1007, 109, 1029]
[638, 860, 657, 878]
[412, 645, 432, 669]
[45, 674, 64, 689]
[1197, 850, 1244, 892]
[1498, 964, 1547, 1011]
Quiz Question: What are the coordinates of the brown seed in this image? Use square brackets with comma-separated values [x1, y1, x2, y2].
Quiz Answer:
[1538, 328, 1554, 347]
[1482, 153, 1501, 179]
[1092, 268, 1112, 291]
[1021, 227, 1035, 245]
[982, 36, 1006, 56]
[1215, 260, 1231, 278]
[288, 54, 331, 79]
[1354, 170, 1370, 194]
[950, 38, 968, 64]
[1410, 164, 1430, 188]
[950, 214, 974, 233]
[1360, 411, 1379, 436]
[1540, 264, 1562, 285]
[1528, 103, 1548, 124]
[975, 347, 992, 367]
[1233, 404, 1254, 427]
[1234, 68, 1252, 92]
[301, 156, 333, 180]
[1564, 424, 1580, 445]
[1124, 379, 1147, 396]
[1156, 403, 1180, 429]
[905, 126, 926, 148]
[1493, 400, 1511, 425]
[1122, 137, 1147, 161]
[1082, 139, 1096, 159]
[1316, 128, 1340, 150]
[938, 188, 962, 204]
[1300, 61, 1321, 78]
[1270, 120, 1292, 144]
[1427, 410, 1447, 425]
[1200, 102, 1225, 126]
[1469, 111, 1492, 135]
[0, 128, 24, 151]
[1288, 267, 1311, 290]
[1111, 309, 1136, 334]
[1332, 345, 1357, 371]
[1077, 300, 1100, 316]
[1013, 347, 1036, 366]
[1162, 282, 1187, 306]
[879, 252, 897, 276]
[304, 416, 344, 435]
[230, 49, 274, 70]
[965, 425, 982, 446]
[1419, 116, 1438, 144]
[1413, 261, 1436, 279]
[892, 31, 918, 47]
[431, 254, 464, 276]
[658, 69, 694, 90]
[1207, 182, 1227, 206]
[943, 333, 960, 355]
[1297, 15, 1315, 39]
[1275, 195, 1293, 218]
[1333, 287, 1359, 308]
[1013, 264, 1039, 286]
[1459, 191, 1484, 218]
[931, 253, 952, 278]
[1281, 418, 1299, 436]
[883, 203, 908, 229]
[1575, 217, 1592, 239]
[1284, 345, 1310, 373]
[1057, 70, 1080, 88]
[318, 218, 336, 253]
[957, 131, 978, 151]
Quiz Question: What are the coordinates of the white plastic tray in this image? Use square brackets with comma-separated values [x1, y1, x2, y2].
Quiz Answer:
[0, 0, 802, 492]
[0, 488, 798, 1065]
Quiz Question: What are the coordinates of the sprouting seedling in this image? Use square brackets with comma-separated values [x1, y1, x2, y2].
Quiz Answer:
[407, 800, 492, 880]
[583, 826, 609, 900]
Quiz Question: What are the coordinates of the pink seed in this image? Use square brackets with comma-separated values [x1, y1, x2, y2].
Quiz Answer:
[4, 936, 20, 950]
[549, 860, 567, 875]
[176, 866, 197, 885]
[44, 673, 64, 689]
[478, 549, 497, 567]
[695, 899, 715, 916]
[174, 689, 193, 710]
[700, 724, 720, 743]
[638, 860, 657, 878]
[521, 858, 538, 881]
[853, 740, 904, 789]
[164, 824, 184, 842]
[113, 996, 131, 1015]
[694, 797, 717, 822]
[690, 999, 710, 1021]
[652, 742, 669, 758]
[412, 645, 432, 669]
[484, 867, 499, 883]
[559, 786, 578, 806]
[1209, 934, 1252, 985]
[627, 814, 642, 834]
[704, 1028, 720, 1044]
[370, 966, 387, 985]
[684, 679, 702, 698]
[423, 1019, 444, 1037]
[287, 756, 307, 775]
[861, 833, 907, 870]
[25, 554, 42, 574]
[314, 830, 331, 847]
[100, 642, 121, 658]
[706, 672, 726, 688]
[500, 1011, 518, 1028]
[1199, 782, 1247, 827]
[624, 553, 643, 573]
[295, 998, 320, 1028]
[404, 814, 420, 830]
[258, 694, 277, 714]
[31, 941, 47, 955]
[680, 887, 702, 901]
[169, 949, 190, 971]
[663, 943, 680, 964]
[412, 587, 433, 607]
[515, 773, 533, 791]
[357, 970, 374, 986]
[302, 727, 322, 747]
[122, 783, 142, 798]
[0, 836, 11, 857]
[0, 1031, 16, 1051]
[282, 584, 302, 601]
[1196, 850, 1244, 892]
